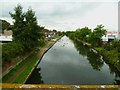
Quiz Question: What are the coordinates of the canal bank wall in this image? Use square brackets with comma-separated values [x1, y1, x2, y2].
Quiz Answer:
[24, 36, 63, 84]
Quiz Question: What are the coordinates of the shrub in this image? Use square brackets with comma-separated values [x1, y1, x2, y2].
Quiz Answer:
[2, 42, 25, 64]
[103, 40, 120, 51]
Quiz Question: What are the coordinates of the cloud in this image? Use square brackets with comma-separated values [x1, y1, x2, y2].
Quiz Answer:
[0, 1, 118, 31]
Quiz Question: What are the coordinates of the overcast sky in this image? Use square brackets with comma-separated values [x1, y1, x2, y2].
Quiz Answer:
[0, 0, 119, 31]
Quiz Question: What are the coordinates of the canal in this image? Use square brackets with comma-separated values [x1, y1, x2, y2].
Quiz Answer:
[26, 36, 120, 85]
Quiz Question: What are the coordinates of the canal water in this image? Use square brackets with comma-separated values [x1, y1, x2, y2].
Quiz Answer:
[26, 36, 120, 85]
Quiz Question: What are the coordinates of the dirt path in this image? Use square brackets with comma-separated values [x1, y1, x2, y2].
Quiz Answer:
[37, 41, 54, 57]
[7, 58, 33, 83]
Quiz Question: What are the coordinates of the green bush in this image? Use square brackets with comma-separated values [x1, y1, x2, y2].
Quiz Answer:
[96, 47, 119, 67]
[38, 40, 46, 47]
[103, 40, 120, 51]
[2, 42, 25, 63]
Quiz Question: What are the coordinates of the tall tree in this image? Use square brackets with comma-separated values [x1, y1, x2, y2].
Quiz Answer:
[24, 8, 44, 48]
[75, 27, 91, 41]
[9, 4, 25, 41]
[10, 4, 44, 49]
[88, 24, 107, 46]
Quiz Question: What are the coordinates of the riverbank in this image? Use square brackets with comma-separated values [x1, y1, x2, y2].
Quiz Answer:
[24, 36, 63, 84]
[2, 37, 61, 83]
[95, 47, 120, 72]
[69, 37, 120, 72]
[76, 39, 91, 47]
[24, 41, 57, 83]
[25, 36, 119, 85]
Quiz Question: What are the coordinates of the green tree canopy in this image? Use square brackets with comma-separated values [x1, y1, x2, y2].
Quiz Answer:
[24, 8, 44, 48]
[9, 4, 25, 41]
[75, 27, 91, 41]
[93, 24, 107, 39]
[66, 24, 107, 47]
[88, 24, 107, 46]
[10, 4, 44, 49]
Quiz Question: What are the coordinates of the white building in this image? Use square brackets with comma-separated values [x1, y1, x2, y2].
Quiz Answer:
[102, 31, 118, 42]
[0, 30, 13, 42]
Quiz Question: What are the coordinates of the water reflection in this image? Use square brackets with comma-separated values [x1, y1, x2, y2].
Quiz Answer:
[26, 36, 120, 85]
[73, 40, 104, 71]
[72, 39, 120, 84]
[108, 64, 120, 84]
[25, 68, 43, 84]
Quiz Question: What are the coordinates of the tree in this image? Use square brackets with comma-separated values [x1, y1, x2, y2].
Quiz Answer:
[75, 27, 91, 41]
[93, 24, 107, 39]
[10, 4, 44, 49]
[0, 19, 10, 33]
[9, 4, 25, 41]
[24, 8, 44, 48]
[88, 24, 107, 46]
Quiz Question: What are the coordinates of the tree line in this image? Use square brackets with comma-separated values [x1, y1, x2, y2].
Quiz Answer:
[66, 24, 107, 47]
[66, 25, 120, 73]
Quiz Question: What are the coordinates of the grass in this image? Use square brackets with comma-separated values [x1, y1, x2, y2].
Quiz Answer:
[2, 49, 39, 83]
[95, 47, 120, 71]
[2, 38, 56, 83]
[13, 53, 39, 83]
[3, 58, 29, 82]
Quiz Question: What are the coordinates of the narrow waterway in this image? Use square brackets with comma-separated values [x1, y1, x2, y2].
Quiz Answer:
[26, 36, 120, 85]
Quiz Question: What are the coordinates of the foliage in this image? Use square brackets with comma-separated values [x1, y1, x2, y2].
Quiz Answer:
[23, 8, 44, 48]
[65, 31, 75, 40]
[2, 42, 25, 63]
[58, 31, 64, 36]
[103, 40, 120, 51]
[2, 49, 39, 83]
[75, 27, 91, 41]
[9, 4, 25, 41]
[66, 24, 107, 47]
[2, 4, 46, 67]
[13, 52, 39, 83]
[103, 40, 120, 67]
[9, 4, 44, 49]
[0, 19, 10, 31]
[93, 24, 107, 38]
[88, 24, 107, 46]
[96, 45, 120, 72]
[73, 40, 104, 71]
[38, 39, 47, 47]
[66, 25, 120, 72]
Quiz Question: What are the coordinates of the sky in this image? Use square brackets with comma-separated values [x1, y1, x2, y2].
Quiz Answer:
[0, 0, 119, 32]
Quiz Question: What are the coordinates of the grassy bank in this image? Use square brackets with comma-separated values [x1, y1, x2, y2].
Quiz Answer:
[13, 49, 40, 83]
[95, 47, 120, 72]
[2, 37, 59, 83]
[2, 48, 40, 83]
[68, 34, 120, 72]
